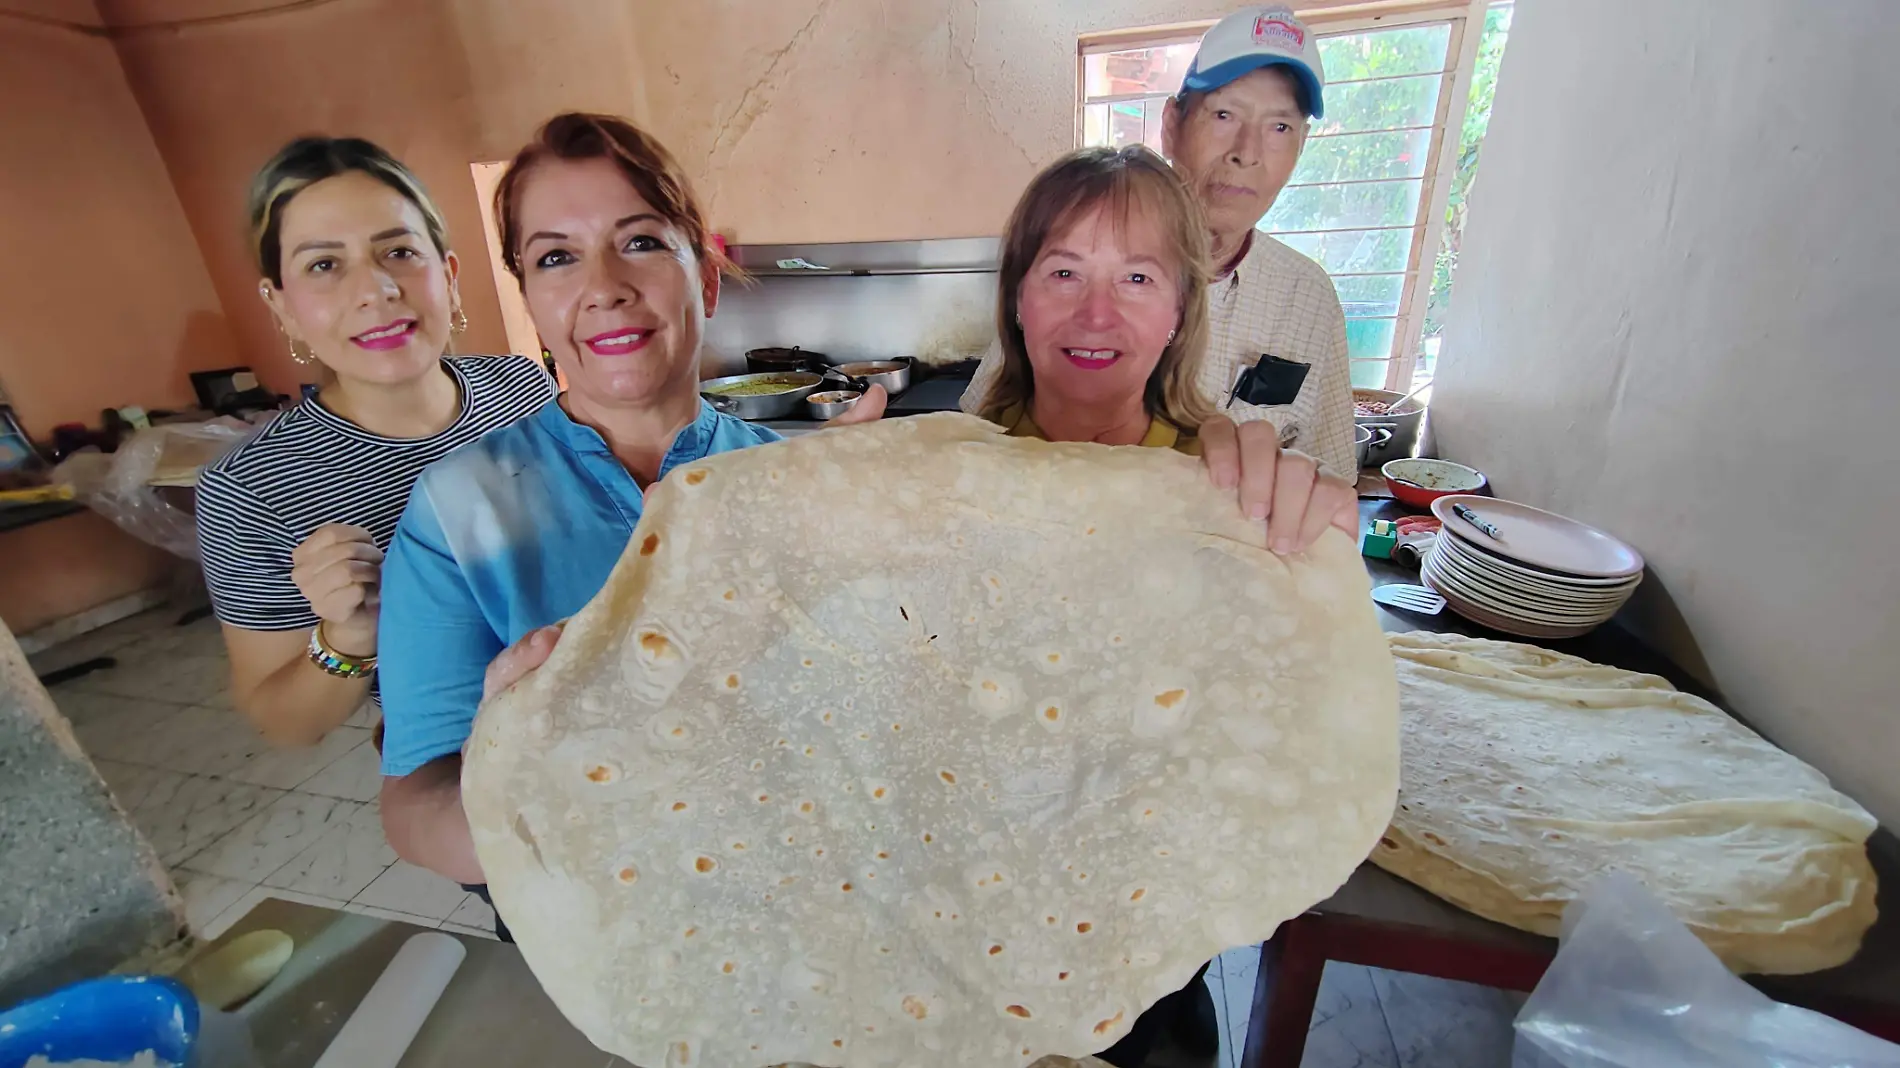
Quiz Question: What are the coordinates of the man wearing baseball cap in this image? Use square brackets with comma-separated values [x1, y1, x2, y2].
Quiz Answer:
[966, 5, 1357, 484]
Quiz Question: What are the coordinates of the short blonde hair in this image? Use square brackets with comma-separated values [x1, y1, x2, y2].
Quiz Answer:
[982, 145, 1214, 430]
[247, 137, 450, 287]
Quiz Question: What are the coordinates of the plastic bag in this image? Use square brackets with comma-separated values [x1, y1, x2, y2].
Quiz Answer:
[1514, 873, 1900, 1068]
[53, 421, 256, 562]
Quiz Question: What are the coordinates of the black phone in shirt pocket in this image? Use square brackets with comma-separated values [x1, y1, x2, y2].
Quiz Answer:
[1227, 353, 1310, 408]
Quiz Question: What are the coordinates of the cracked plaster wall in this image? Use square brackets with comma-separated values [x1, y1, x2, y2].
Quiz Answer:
[96, 0, 1358, 391]
[631, 0, 1251, 243]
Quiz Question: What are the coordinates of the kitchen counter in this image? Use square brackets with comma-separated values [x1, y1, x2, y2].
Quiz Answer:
[1232, 499, 1900, 1066]
[204, 900, 629, 1066]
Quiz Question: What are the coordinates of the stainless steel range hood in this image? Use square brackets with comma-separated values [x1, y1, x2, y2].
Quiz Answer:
[726, 238, 999, 277]
[704, 238, 1001, 380]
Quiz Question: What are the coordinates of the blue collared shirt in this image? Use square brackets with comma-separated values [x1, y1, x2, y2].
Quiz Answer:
[377, 398, 780, 776]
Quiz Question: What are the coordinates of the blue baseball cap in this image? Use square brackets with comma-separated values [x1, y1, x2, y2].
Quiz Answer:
[1180, 6, 1326, 119]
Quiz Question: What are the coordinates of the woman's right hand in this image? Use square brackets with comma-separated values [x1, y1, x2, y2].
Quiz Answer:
[291, 523, 383, 656]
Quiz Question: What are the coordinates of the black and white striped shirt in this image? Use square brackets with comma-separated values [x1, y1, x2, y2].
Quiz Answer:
[195, 355, 556, 631]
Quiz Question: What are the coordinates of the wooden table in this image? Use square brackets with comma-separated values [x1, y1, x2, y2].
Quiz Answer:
[1238, 500, 1900, 1067]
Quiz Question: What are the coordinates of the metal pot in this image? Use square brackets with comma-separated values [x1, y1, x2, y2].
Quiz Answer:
[1353, 388, 1425, 466]
[806, 390, 861, 420]
[1353, 424, 1393, 470]
[700, 371, 825, 420]
[745, 346, 826, 375]
[830, 358, 912, 396]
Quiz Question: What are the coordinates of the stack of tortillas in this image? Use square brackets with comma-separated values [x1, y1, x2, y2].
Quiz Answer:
[1377, 631, 1878, 974]
[463, 414, 1400, 1068]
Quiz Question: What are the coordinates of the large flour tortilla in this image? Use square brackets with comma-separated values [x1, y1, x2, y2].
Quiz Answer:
[463, 414, 1399, 1068]
[1376, 631, 1877, 974]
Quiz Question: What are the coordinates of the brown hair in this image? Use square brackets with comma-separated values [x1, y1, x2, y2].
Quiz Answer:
[494, 112, 732, 286]
[248, 136, 451, 288]
[982, 145, 1214, 430]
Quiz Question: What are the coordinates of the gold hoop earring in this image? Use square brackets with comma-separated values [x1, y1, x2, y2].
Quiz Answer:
[451, 306, 469, 334]
[278, 324, 315, 366]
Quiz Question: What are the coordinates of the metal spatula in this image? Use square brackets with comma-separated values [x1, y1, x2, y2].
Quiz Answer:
[1371, 583, 1446, 615]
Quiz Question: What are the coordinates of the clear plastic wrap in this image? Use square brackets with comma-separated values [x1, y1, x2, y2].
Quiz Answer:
[1514, 873, 1899, 1068]
[53, 421, 255, 561]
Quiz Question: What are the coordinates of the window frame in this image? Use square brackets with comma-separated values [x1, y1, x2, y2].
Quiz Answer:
[1077, 0, 1491, 391]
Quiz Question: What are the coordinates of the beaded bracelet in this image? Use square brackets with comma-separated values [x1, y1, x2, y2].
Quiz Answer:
[307, 624, 377, 678]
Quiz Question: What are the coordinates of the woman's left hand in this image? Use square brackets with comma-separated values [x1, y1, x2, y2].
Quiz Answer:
[1200, 415, 1358, 555]
[483, 623, 564, 702]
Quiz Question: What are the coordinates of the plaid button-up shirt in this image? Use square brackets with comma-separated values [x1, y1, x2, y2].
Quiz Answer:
[962, 233, 1357, 479]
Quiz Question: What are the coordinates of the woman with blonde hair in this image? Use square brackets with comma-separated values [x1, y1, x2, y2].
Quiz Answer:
[982, 148, 1356, 1063]
[984, 144, 1354, 553]
[195, 136, 554, 747]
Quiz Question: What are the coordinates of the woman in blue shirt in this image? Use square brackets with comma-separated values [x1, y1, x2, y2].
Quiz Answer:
[374, 114, 887, 885]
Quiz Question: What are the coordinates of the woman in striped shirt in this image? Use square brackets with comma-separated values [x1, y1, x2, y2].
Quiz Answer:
[194, 137, 554, 746]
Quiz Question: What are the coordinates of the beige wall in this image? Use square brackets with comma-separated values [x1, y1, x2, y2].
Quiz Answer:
[0, 1, 238, 629]
[99, 0, 1374, 384]
[632, 0, 1245, 244]
[106, 0, 501, 393]
[103, 0, 652, 392]
[1432, 0, 1900, 826]
[0, 3, 241, 437]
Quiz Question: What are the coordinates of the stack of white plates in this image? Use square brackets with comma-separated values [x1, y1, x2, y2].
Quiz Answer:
[1422, 495, 1644, 639]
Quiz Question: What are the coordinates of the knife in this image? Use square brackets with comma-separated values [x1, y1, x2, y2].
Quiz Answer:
[1451, 502, 1503, 540]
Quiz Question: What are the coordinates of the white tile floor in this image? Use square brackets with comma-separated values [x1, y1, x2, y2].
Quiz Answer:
[36, 607, 498, 945]
[36, 605, 1518, 1066]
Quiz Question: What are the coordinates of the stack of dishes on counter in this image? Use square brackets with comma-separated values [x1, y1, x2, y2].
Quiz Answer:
[1422, 494, 1644, 639]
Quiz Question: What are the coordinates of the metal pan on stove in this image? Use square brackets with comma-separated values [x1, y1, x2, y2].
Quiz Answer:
[830, 358, 911, 396]
[699, 371, 825, 420]
[744, 346, 826, 375]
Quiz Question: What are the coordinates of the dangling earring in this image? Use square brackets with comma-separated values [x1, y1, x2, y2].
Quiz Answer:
[443, 304, 468, 355]
[1167, 328, 1177, 344]
[262, 285, 313, 365]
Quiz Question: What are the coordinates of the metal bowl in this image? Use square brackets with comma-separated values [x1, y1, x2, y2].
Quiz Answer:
[699, 371, 825, 420]
[806, 389, 861, 421]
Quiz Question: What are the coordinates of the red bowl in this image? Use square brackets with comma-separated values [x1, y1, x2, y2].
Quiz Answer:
[1382, 458, 1487, 510]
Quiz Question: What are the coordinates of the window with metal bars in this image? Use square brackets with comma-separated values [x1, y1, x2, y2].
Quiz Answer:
[1079, 3, 1513, 393]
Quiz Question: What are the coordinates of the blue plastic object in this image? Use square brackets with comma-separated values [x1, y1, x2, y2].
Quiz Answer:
[0, 975, 199, 1068]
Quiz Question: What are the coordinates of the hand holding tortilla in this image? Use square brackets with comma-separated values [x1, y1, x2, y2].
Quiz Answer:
[1198, 416, 1356, 552]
